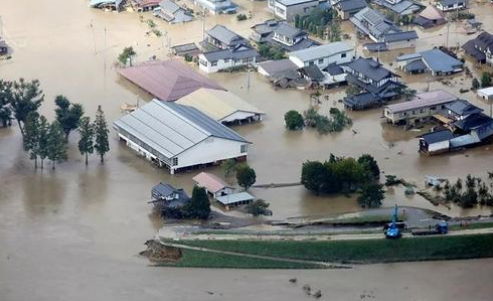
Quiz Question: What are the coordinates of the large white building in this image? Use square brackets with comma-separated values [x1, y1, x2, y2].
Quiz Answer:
[288, 42, 354, 69]
[268, 0, 329, 21]
[113, 100, 251, 174]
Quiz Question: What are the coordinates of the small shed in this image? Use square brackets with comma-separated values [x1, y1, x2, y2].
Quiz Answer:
[477, 87, 493, 101]
[193, 172, 234, 199]
[216, 192, 254, 207]
[419, 130, 454, 155]
[171, 43, 201, 57]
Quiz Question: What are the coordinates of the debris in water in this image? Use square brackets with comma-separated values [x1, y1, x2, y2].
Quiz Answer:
[313, 290, 322, 298]
[302, 284, 311, 295]
[289, 278, 297, 284]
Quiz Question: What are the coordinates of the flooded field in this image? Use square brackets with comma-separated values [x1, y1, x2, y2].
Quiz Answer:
[1, 0, 493, 300]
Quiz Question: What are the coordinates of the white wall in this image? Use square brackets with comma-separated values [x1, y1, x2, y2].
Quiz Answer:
[199, 54, 257, 73]
[429, 140, 450, 153]
[220, 111, 257, 123]
[175, 137, 248, 171]
[289, 50, 353, 69]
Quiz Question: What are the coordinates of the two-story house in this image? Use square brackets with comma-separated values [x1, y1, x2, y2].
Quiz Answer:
[373, 0, 424, 16]
[288, 41, 354, 69]
[268, 0, 329, 21]
[462, 32, 493, 65]
[250, 20, 319, 52]
[343, 57, 404, 110]
[193, 0, 237, 14]
[334, 0, 367, 20]
[436, 0, 467, 12]
[202, 24, 249, 51]
[150, 182, 191, 216]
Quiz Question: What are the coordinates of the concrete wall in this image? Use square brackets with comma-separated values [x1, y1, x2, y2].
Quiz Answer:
[386, 39, 418, 51]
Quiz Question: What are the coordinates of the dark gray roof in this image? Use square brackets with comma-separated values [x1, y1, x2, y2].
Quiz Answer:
[454, 113, 493, 131]
[301, 65, 325, 81]
[159, 0, 180, 13]
[462, 40, 486, 62]
[207, 25, 246, 46]
[278, 0, 321, 6]
[257, 59, 298, 76]
[440, 0, 467, 6]
[364, 42, 388, 52]
[347, 57, 395, 82]
[152, 182, 179, 198]
[420, 49, 463, 73]
[344, 92, 380, 109]
[337, 0, 367, 12]
[275, 22, 304, 39]
[446, 99, 482, 116]
[404, 59, 427, 72]
[325, 64, 344, 75]
[383, 30, 418, 42]
[420, 130, 454, 144]
[202, 45, 259, 61]
[172, 43, 200, 56]
[375, 0, 423, 15]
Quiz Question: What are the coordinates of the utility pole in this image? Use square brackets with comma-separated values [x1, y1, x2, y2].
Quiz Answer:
[90, 19, 96, 54]
[247, 64, 251, 90]
[446, 23, 450, 48]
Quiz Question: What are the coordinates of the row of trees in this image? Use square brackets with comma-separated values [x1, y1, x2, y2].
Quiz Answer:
[442, 174, 493, 208]
[294, 10, 341, 41]
[284, 106, 352, 134]
[221, 159, 257, 190]
[472, 72, 492, 90]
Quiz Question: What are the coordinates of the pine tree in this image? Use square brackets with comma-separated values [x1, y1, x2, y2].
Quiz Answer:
[78, 116, 94, 165]
[11, 78, 44, 136]
[185, 186, 211, 220]
[47, 121, 67, 170]
[23, 112, 40, 169]
[94, 106, 110, 164]
[38, 116, 50, 169]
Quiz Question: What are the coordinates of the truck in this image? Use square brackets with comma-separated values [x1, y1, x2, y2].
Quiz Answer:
[411, 221, 449, 236]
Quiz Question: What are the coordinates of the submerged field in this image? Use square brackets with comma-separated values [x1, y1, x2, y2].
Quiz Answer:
[166, 234, 493, 268]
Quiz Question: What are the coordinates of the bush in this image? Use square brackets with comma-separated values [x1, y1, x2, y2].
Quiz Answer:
[236, 14, 247, 21]
[284, 110, 304, 130]
[246, 199, 270, 216]
[236, 164, 256, 190]
[357, 183, 385, 208]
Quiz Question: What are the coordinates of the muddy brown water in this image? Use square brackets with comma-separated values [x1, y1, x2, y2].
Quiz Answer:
[1, 1, 493, 300]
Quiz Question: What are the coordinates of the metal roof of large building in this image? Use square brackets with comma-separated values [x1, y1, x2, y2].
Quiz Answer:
[385, 89, 458, 113]
[113, 100, 249, 158]
[118, 60, 225, 102]
[288, 42, 352, 62]
[176, 88, 264, 121]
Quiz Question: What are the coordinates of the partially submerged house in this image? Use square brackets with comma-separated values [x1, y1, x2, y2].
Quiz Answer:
[216, 192, 255, 207]
[192, 0, 236, 14]
[334, 0, 367, 20]
[153, 0, 193, 24]
[202, 25, 248, 51]
[350, 7, 418, 51]
[419, 130, 455, 155]
[118, 60, 225, 102]
[462, 32, 493, 65]
[175, 88, 265, 124]
[414, 5, 446, 28]
[395, 49, 464, 76]
[250, 20, 319, 52]
[149, 183, 190, 216]
[477, 87, 493, 101]
[171, 43, 201, 57]
[113, 101, 251, 174]
[268, 0, 329, 21]
[343, 57, 403, 110]
[0, 39, 8, 56]
[374, 0, 424, 16]
[193, 172, 234, 199]
[383, 89, 459, 125]
[257, 59, 298, 77]
[288, 42, 354, 69]
[445, 99, 483, 121]
[198, 44, 259, 73]
[436, 0, 467, 12]
[90, 0, 125, 10]
[130, 0, 161, 12]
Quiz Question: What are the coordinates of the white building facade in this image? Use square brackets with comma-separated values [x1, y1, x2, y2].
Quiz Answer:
[288, 42, 354, 69]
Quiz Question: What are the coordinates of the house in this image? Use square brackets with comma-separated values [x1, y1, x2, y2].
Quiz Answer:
[334, 0, 367, 20]
[451, 113, 493, 141]
[198, 44, 259, 73]
[257, 59, 298, 77]
[216, 192, 255, 207]
[414, 6, 446, 28]
[288, 42, 354, 69]
[192, 0, 236, 14]
[445, 99, 483, 121]
[130, 0, 161, 12]
[202, 25, 249, 51]
[395, 49, 464, 76]
[149, 183, 190, 215]
[193, 172, 234, 199]
[350, 7, 418, 51]
[0, 39, 8, 56]
[436, 0, 467, 12]
[477, 87, 493, 101]
[374, 0, 424, 16]
[343, 57, 403, 110]
[89, 0, 125, 10]
[118, 60, 226, 102]
[419, 130, 454, 155]
[250, 20, 319, 52]
[267, 0, 329, 21]
[153, 0, 193, 24]
[175, 88, 265, 124]
[113, 100, 251, 174]
[171, 43, 201, 57]
[383, 89, 459, 124]
[462, 32, 493, 65]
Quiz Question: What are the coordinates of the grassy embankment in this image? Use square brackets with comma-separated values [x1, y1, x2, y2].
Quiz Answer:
[166, 234, 493, 268]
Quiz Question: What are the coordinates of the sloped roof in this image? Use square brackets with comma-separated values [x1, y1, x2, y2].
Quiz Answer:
[420, 130, 454, 144]
[207, 25, 246, 46]
[385, 89, 457, 113]
[257, 59, 298, 76]
[383, 31, 418, 42]
[275, 22, 304, 39]
[289, 42, 352, 62]
[440, 0, 467, 6]
[419, 5, 446, 20]
[118, 60, 225, 102]
[421, 49, 463, 73]
[347, 57, 396, 82]
[446, 99, 482, 116]
[152, 182, 179, 198]
[454, 113, 493, 131]
[202, 45, 259, 61]
[337, 0, 367, 12]
[113, 100, 248, 158]
[159, 0, 180, 13]
[176, 88, 264, 121]
[216, 192, 254, 205]
[193, 172, 233, 193]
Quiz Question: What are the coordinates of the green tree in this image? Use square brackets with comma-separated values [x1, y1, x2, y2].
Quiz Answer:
[357, 154, 380, 180]
[236, 164, 256, 190]
[118, 46, 136, 66]
[221, 159, 237, 177]
[460, 187, 478, 208]
[78, 117, 94, 165]
[23, 112, 40, 168]
[284, 110, 304, 130]
[401, 88, 417, 101]
[301, 161, 327, 194]
[55, 95, 84, 140]
[472, 78, 480, 90]
[10, 78, 44, 136]
[94, 106, 110, 163]
[185, 186, 211, 220]
[357, 184, 385, 208]
[481, 72, 492, 87]
[333, 157, 366, 190]
[38, 116, 50, 169]
[246, 199, 270, 216]
[47, 120, 68, 170]
[0, 80, 13, 127]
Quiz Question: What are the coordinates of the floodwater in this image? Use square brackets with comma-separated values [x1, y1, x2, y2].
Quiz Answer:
[1, 0, 493, 300]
